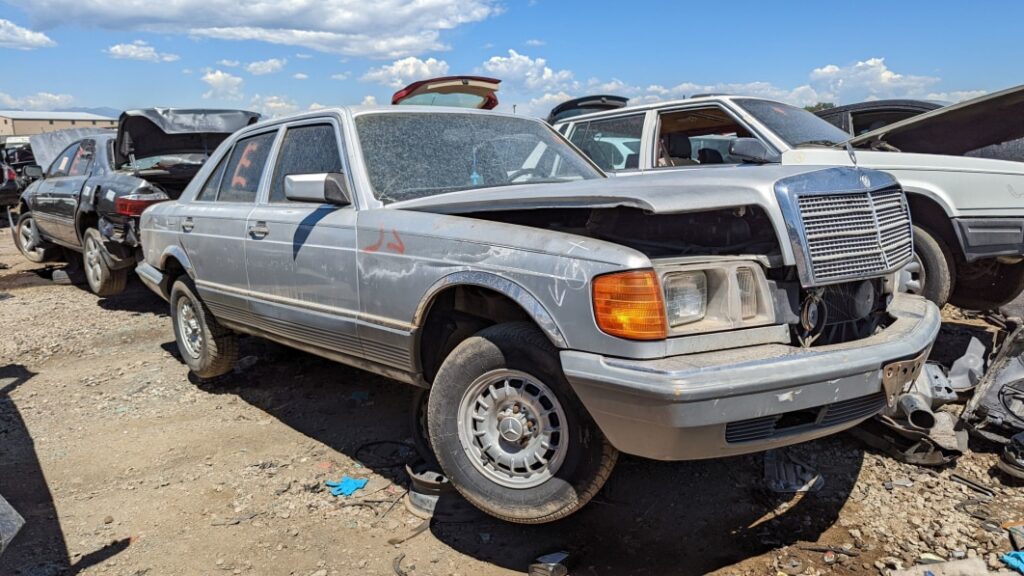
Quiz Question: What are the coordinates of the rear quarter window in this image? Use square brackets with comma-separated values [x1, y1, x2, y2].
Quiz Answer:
[217, 131, 276, 203]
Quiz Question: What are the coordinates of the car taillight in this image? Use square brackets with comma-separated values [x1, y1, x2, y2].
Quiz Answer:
[115, 192, 169, 217]
[3, 167, 14, 182]
[592, 269, 668, 340]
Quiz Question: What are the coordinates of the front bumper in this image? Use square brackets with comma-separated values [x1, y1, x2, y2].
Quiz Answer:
[561, 293, 941, 460]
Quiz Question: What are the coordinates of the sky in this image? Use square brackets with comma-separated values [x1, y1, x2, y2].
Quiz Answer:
[0, 0, 1020, 118]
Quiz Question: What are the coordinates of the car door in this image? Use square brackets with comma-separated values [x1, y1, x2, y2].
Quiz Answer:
[32, 141, 92, 246]
[243, 119, 362, 360]
[565, 113, 648, 173]
[179, 128, 278, 324]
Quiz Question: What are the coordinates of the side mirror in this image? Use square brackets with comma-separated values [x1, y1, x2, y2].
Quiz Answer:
[284, 173, 352, 206]
[23, 165, 43, 179]
[729, 138, 779, 164]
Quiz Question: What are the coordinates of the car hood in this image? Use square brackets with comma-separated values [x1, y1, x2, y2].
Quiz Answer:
[389, 165, 895, 216]
[783, 147, 1024, 176]
[115, 108, 260, 166]
[29, 128, 112, 173]
[845, 84, 1024, 155]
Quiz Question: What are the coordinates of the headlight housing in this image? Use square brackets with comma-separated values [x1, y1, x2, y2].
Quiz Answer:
[663, 271, 707, 327]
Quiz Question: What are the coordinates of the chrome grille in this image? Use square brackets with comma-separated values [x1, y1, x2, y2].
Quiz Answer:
[796, 187, 913, 284]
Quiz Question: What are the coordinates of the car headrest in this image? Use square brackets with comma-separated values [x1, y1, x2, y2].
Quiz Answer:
[698, 148, 724, 164]
[665, 133, 692, 158]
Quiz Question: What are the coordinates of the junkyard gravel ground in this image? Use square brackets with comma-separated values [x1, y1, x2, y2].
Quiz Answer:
[1, 226, 1022, 576]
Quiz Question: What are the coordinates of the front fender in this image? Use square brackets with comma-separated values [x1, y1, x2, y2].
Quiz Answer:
[159, 244, 195, 279]
[413, 270, 568, 349]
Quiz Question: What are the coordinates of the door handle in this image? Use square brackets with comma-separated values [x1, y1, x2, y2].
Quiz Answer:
[248, 221, 270, 238]
[181, 217, 194, 232]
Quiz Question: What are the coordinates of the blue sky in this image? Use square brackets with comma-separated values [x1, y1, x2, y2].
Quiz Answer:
[0, 0, 1019, 118]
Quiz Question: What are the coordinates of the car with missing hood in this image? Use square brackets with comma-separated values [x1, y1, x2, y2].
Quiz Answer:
[552, 85, 1024, 310]
[12, 108, 259, 296]
[136, 106, 938, 523]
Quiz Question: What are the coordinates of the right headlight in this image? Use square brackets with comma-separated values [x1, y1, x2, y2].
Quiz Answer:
[659, 260, 774, 336]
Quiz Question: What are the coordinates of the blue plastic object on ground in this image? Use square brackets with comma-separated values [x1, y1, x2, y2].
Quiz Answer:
[325, 477, 368, 497]
[1004, 551, 1024, 574]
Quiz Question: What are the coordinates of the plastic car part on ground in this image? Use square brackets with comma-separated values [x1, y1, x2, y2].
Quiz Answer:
[324, 477, 367, 497]
[0, 494, 25, 557]
[962, 320, 1024, 445]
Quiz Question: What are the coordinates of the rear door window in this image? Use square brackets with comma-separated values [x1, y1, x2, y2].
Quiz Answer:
[268, 124, 343, 203]
[196, 153, 230, 201]
[217, 131, 276, 203]
[48, 143, 80, 177]
[568, 114, 644, 171]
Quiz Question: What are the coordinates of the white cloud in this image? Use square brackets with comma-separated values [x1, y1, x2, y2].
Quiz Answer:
[181, 68, 193, 74]
[246, 58, 286, 75]
[308, 102, 327, 110]
[331, 72, 351, 80]
[217, 59, 239, 67]
[0, 91, 74, 110]
[808, 57, 938, 102]
[20, 0, 499, 59]
[0, 19, 56, 50]
[361, 95, 378, 106]
[361, 56, 448, 88]
[482, 50, 574, 92]
[249, 94, 299, 117]
[295, 53, 312, 59]
[925, 90, 987, 103]
[292, 72, 308, 80]
[105, 40, 179, 62]
[201, 69, 244, 100]
[524, 39, 544, 47]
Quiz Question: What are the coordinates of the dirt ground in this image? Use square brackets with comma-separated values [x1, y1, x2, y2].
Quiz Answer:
[1, 224, 1022, 576]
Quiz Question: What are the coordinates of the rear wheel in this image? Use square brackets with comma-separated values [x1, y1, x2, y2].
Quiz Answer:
[82, 228, 128, 296]
[427, 322, 617, 524]
[170, 278, 238, 379]
[12, 212, 57, 263]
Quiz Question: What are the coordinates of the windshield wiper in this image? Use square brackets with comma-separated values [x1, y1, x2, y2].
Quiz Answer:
[795, 139, 842, 148]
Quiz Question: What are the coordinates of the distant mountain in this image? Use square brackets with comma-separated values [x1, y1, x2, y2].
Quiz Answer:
[56, 107, 122, 119]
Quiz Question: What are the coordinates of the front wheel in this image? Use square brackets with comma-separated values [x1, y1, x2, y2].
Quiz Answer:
[82, 228, 128, 296]
[12, 212, 57, 263]
[900, 225, 954, 307]
[427, 322, 617, 524]
[170, 278, 238, 379]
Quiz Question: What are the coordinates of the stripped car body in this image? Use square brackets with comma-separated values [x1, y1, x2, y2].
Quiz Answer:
[137, 106, 939, 523]
[12, 108, 259, 295]
[553, 87, 1024, 310]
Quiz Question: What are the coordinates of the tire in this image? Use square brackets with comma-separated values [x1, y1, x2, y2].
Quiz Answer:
[427, 322, 617, 524]
[82, 228, 128, 296]
[170, 277, 238, 379]
[950, 259, 1024, 311]
[12, 212, 57, 263]
[901, 225, 954, 308]
[409, 388, 440, 468]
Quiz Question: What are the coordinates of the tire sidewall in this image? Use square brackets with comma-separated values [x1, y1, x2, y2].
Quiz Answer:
[427, 323, 609, 522]
[170, 279, 215, 375]
[14, 212, 48, 263]
[912, 225, 953, 307]
[83, 228, 112, 294]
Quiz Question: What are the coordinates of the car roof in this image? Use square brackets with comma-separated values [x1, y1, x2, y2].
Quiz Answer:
[818, 99, 944, 116]
[237, 105, 546, 134]
[550, 94, 775, 124]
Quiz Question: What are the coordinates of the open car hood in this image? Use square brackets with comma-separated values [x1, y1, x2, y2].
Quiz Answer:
[845, 84, 1024, 155]
[115, 108, 260, 166]
[29, 128, 112, 173]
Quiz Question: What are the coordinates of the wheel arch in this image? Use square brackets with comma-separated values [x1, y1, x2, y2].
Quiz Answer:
[413, 272, 568, 384]
[905, 191, 964, 260]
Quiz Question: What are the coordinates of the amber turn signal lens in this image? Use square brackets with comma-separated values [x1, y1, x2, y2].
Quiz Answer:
[592, 270, 668, 340]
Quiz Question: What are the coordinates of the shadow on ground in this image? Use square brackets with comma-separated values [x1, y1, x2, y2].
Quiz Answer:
[0, 364, 130, 575]
[173, 336, 865, 576]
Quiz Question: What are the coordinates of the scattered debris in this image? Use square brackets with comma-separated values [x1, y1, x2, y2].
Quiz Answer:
[1003, 551, 1024, 574]
[392, 552, 409, 576]
[764, 449, 824, 493]
[963, 321, 1024, 444]
[889, 557, 992, 575]
[797, 543, 861, 557]
[403, 461, 477, 522]
[385, 520, 429, 546]
[885, 477, 915, 490]
[325, 477, 368, 497]
[950, 474, 996, 499]
[949, 337, 987, 391]
[210, 511, 260, 526]
[529, 551, 571, 576]
[774, 554, 805, 576]
[1004, 521, 1024, 551]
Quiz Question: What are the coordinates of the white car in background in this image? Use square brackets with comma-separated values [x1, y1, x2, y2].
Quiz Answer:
[553, 86, 1024, 310]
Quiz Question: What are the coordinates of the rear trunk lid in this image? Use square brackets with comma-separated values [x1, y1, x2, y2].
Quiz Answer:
[114, 108, 260, 167]
[547, 95, 629, 124]
[391, 76, 500, 109]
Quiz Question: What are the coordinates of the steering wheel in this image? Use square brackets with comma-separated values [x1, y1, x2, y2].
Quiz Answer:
[507, 167, 546, 182]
